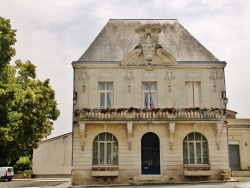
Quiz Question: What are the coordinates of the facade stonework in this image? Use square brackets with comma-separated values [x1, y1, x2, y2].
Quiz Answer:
[71, 19, 231, 185]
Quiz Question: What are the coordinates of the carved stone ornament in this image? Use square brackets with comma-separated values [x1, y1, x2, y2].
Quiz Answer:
[78, 122, 87, 151]
[124, 68, 134, 80]
[215, 123, 224, 150]
[80, 68, 89, 80]
[165, 69, 175, 92]
[127, 122, 133, 150]
[121, 24, 177, 66]
[211, 123, 224, 150]
[209, 68, 222, 92]
[169, 123, 175, 150]
[124, 68, 134, 92]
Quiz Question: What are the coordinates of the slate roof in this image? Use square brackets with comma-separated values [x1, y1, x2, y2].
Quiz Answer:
[78, 19, 219, 62]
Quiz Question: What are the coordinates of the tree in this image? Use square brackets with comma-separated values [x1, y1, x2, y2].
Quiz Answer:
[0, 17, 16, 69]
[0, 17, 60, 166]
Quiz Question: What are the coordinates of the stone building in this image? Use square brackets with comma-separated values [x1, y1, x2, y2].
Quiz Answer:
[71, 19, 231, 185]
[33, 133, 72, 177]
[228, 115, 250, 171]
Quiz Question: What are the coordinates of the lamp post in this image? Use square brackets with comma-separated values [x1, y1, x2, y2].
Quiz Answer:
[223, 93, 230, 177]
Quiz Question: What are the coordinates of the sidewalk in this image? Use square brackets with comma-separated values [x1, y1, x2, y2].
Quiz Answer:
[67, 177, 250, 188]
[30, 176, 250, 188]
[53, 181, 72, 188]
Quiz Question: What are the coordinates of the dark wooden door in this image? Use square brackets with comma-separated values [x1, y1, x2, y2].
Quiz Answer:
[141, 132, 160, 174]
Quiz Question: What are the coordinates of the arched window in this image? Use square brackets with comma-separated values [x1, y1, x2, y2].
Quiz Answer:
[93, 132, 118, 165]
[183, 132, 209, 164]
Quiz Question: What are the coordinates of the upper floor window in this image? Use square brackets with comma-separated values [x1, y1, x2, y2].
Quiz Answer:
[185, 81, 201, 107]
[183, 132, 209, 164]
[142, 82, 157, 109]
[93, 132, 118, 165]
[99, 82, 113, 109]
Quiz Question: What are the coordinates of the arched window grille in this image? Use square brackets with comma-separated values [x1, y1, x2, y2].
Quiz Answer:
[183, 132, 209, 164]
[93, 132, 118, 165]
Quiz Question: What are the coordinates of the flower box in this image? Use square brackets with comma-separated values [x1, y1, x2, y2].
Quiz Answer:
[232, 171, 250, 177]
[184, 170, 211, 176]
[13, 174, 31, 179]
[91, 170, 119, 177]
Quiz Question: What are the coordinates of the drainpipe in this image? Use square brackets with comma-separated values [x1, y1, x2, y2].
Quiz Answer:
[71, 66, 76, 177]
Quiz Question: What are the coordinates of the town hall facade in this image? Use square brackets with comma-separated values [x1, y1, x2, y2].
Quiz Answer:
[71, 19, 230, 185]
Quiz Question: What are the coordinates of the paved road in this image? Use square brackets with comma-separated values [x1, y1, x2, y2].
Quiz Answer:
[0, 178, 71, 188]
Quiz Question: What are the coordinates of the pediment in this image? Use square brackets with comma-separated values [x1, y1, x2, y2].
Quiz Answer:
[121, 48, 177, 66]
[121, 24, 177, 66]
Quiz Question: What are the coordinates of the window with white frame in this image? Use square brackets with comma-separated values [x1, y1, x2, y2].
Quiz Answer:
[183, 132, 209, 164]
[99, 82, 113, 109]
[93, 132, 118, 165]
[142, 82, 157, 109]
[185, 81, 201, 107]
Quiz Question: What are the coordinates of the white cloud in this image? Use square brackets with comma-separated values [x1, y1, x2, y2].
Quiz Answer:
[1, 0, 250, 138]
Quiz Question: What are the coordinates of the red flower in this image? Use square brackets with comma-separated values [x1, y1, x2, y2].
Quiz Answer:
[167, 108, 174, 114]
[101, 109, 107, 114]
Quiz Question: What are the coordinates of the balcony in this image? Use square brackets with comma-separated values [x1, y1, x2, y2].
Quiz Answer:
[74, 107, 222, 121]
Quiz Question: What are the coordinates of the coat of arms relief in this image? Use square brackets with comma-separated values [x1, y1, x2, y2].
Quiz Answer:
[121, 24, 177, 66]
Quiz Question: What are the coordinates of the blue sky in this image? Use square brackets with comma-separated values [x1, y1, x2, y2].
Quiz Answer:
[1, 0, 250, 138]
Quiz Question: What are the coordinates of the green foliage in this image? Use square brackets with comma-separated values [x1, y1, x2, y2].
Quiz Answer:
[14, 156, 32, 174]
[0, 16, 60, 166]
[0, 17, 16, 68]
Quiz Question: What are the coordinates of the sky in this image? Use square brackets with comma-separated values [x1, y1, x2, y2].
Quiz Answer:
[1, 0, 250, 138]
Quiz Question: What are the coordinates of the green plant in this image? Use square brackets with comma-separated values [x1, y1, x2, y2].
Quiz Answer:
[14, 156, 32, 174]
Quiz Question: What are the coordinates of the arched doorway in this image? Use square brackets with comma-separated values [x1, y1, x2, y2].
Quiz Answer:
[141, 132, 160, 174]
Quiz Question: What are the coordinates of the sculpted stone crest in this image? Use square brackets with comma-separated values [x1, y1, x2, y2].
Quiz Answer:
[121, 24, 177, 66]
